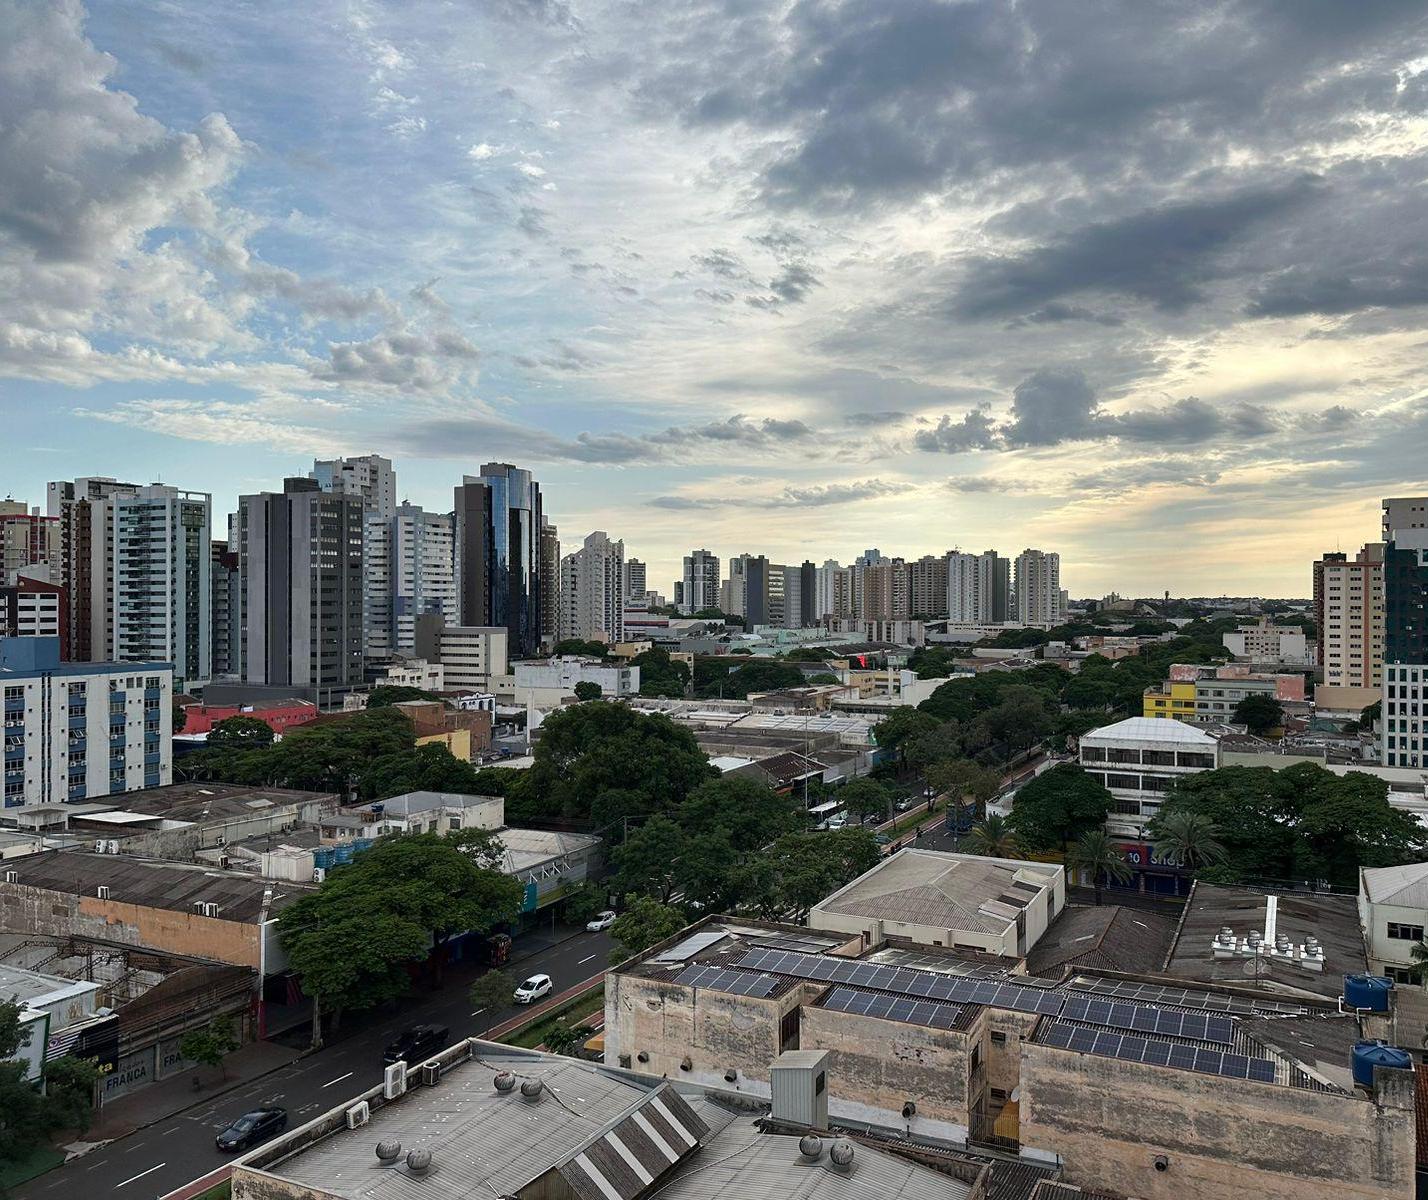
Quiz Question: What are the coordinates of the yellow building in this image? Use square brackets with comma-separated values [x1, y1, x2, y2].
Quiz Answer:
[1143, 680, 1196, 720]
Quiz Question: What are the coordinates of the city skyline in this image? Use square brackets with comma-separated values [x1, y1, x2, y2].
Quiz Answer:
[5, 2, 1428, 596]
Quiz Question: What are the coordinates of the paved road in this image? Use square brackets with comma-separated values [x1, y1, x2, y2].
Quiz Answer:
[15, 928, 612, 1200]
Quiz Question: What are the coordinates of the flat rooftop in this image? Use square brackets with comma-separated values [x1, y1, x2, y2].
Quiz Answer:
[241, 1048, 972, 1200]
[86, 782, 336, 825]
[1162, 882, 1366, 1000]
[0, 850, 305, 922]
[0, 962, 98, 1008]
[811, 848, 1061, 938]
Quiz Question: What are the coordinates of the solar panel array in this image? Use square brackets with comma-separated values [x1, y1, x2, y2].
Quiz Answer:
[752, 933, 846, 955]
[1040, 1021, 1277, 1083]
[736, 947, 1064, 1015]
[672, 964, 780, 997]
[651, 930, 730, 963]
[1066, 976, 1308, 1016]
[1060, 995, 1236, 1044]
[820, 986, 969, 1030]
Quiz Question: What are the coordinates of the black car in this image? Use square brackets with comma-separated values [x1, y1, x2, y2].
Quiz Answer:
[382, 1023, 450, 1066]
[215, 1107, 287, 1152]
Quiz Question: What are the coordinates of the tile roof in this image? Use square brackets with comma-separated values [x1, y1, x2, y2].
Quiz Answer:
[1026, 906, 1178, 979]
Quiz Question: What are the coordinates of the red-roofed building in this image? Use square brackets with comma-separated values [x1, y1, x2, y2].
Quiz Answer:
[180, 698, 319, 737]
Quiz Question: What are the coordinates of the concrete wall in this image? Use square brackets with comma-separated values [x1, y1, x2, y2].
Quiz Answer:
[1018, 1041, 1417, 1200]
[0, 881, 262, 969]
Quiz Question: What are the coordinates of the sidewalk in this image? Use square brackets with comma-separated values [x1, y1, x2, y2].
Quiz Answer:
[84, 1039, 303, 1143]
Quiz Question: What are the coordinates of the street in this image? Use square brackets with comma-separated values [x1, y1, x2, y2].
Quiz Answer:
[13, 927, 612, 1200]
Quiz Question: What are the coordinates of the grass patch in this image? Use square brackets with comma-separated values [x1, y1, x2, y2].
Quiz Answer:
[191, 1183, 232, 1200]
[502, 985, 605, 1050]
[0, 1144, 66, 1189]
[887, 797, 946, 837]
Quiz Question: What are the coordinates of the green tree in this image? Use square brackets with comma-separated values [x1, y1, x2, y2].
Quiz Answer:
[838, 778, 892, 824]
[43, 1055, 101, 1134]
[555, 639, 611, 657]
[1153, 810, 1226, 872]
[560, 881, 610, 926]
[1362, 699, 1382, 727]
[543, 1021, 596, 1056]
[359, 742, 486, 801]
[632, 648, 692, 699]
[612, 814, 686, 902]
[965, 814, 1022, 859]
[573, 681, 603, 702]
[716, 659, 806, 699]
[672, 777, 803, 910]
[179, 1014, 240, 1081]
[1067, 830, 1133, 905]
[0, 1002, 96, 1165]
[966, 685, 1055, 764]
[901, 721, 963, 773]
[1234, 693, 1284, 735]
[1006, 764, 1113, 852]
[366, 685, 442, 708]
[926, 759, 1000, 819]
[206, 715, 276, 750]
[754, 829, 881, 920]
[468, 969, 513, 1014]
[872, 707, 940, 766]
[783, 648, 832, 663]
[610, 897, 688, 963]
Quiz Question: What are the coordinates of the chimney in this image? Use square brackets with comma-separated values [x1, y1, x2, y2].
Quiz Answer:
[770, 1049, 829, 1130]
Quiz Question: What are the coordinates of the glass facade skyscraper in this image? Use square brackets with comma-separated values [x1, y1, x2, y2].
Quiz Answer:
[454, 463, 543, 659]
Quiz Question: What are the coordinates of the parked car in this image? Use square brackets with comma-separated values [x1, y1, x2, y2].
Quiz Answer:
[873, 833, 892, 846]
[382, 1023, 450, 1066]
[826, 812, 848, 830]
[215, 1107, 287, 1152]
[514, 973, 554, 1004]
[586, 910, 617, 932]
[894, 798, 914, 813]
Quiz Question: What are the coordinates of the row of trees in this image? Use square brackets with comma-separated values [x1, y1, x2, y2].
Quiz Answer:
[0, 1003, 101, 1171]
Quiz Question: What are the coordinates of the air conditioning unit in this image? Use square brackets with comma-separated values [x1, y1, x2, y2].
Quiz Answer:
[94, 840, 107, 853]
[383, 1062, 407, 1099]
[105, 840, 119, 854]
[420, 1061, 441, 1087]
[313, 867, 326, 883]
[345, 1101, 370, 1129]
[193, 901, 219, 917]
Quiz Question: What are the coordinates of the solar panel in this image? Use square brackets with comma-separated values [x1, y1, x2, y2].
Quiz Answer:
[736, 948, 1064, 1015]
[1039, 1020, 1279, 1083]
[672, 964, 779, 997]
[821, 986, 968, 1031]
[1059, 995, 1237, 1045]
[651, 930, 730, 963]
[1065, 976, 1308, 1017]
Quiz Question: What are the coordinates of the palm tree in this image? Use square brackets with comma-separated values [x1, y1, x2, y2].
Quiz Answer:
[965, 814, 1022, 859]
[1067, 830, 1133, 905]
[1411, 940, 1428, 985]
[1154, 811, 1226, 872]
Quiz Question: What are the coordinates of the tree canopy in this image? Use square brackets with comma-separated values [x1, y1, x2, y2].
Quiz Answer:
[837, 777, 891, 823]
[632, 647, 690, 698]
[555, 639, 611, 658]
[611, 897, 689, 962]
[1147, 763, 1428, 887]
[573, 681, 603, 702]
[366, 685, 442, 708]
[206, 715, 275, 750]
[1234, 693, 1284, 735]
[1006, 763, 1114, 851]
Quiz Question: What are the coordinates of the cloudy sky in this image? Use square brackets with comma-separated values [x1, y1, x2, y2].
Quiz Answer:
[4, 0, 1427, 598]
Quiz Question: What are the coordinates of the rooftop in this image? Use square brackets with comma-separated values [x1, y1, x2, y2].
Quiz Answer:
[1162, 882, 1366, 1000]
[376, 790, 504, 816]
[1360, 861, 1428, 908]
[240, 1047, 973, 1200]
[87, 782, 335, 825]
[0, 962, 98, 1009]
[0, 850, 304, 922]
[1081, 716, 1217, 745]
[494, 826, 601, 875]
[1025, 905, 1178, 980]
[811, 848, 1061, 938]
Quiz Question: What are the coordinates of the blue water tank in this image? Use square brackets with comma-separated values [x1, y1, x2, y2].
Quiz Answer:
[312, 847, 335, 870]
[1344, 974, 1394, 1012]
[333, 843, 355, 865]
[353, 838, 373, 853]
[1352, 1040, 1413, 1088]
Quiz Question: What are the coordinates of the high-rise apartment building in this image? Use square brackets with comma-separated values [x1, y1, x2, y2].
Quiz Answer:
[2, 636, 172, 808]
[681, 550, 720, 615]
[310, 454, 397, 519]
[1316, 546, 1383, 707]
[860, 560, 897, 620]
[559, 531, 625, 644]
[111, 486, 211, 691]
[238, 478, 364, 699]
[211, 542, 240, 680]
[908, 554, 950, 619]
[453, 464, 543, 659]
[624, 558, 647, 603]
[1382, 498, 1428, 769]
[815, 560, 852, 620]
[947, 550, 1010, 623]
[799, 561, 817, 627]
[1014, 549, 1063, 625]
[725, 554, 770, 626]
[539, 518, 560, 646]
[0, 577, 65, 651]
[47, 476, 141, 663]
[0, 501, 59, 586]
[388, 503, 457, 654]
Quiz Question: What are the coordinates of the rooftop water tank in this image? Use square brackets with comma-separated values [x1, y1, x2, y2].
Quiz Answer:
[333, 843, 355, 865]
[354, 837, 374, 853]
[1352, 1040, 1413, 1089]
[313, 847, 335, 870]
[1344, 974, 1394, 1013]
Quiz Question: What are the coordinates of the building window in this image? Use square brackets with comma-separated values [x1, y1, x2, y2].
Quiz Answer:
[1384, 966, 1418, 985]
[1388, 922, 1425, 941]
[990, 1031, 1007, 1045]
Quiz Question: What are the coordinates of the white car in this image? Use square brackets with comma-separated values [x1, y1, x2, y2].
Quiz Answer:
[826, 812, 848, 830]
[586, 910, 617, 932]
[514, 974, 554, 1004]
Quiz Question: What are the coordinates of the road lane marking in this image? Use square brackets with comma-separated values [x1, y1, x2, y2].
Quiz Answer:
[122, 1142, 147, 1154]
[470, 1008, 486, 1017]
[578, 955, 596, 965]
[159, 1126, 182, 1137]
[115, 1163, 165, 1188]
[322, 1071, 354, 1088]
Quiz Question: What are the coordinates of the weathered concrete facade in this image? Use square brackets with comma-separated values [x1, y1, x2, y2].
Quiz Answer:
[1018, 1041, 1417, 1200]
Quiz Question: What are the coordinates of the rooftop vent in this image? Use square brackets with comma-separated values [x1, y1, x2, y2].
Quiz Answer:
[97, 885, 110, 900]
[828, 1139, 855, 1170]
[375, 1140, 402, 1164]
[520, 1077, 544, 1102]
[799, 1134, 824, 1161]
[406, 1149, 432, 1176]
[3, 870, 16, 884]
[494, 1071, 516, 1093]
